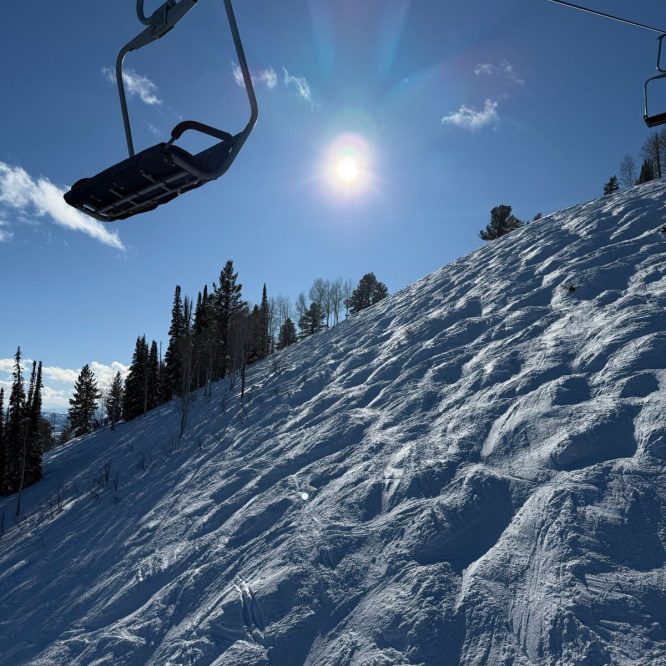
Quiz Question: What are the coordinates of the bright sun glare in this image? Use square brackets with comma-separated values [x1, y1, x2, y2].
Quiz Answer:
[323, 133, 373, 197]
[335, 157, 360, 183]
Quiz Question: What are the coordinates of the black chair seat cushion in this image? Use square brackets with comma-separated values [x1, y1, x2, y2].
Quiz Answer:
[64, 138, 234, 221]
[645, 112, 666, 128]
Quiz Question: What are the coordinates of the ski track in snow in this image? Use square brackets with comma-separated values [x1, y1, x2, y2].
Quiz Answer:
[1, 182, 666, 664]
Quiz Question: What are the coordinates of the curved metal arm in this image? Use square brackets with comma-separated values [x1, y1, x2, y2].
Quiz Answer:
[136, 0, 151, 24]
[223, 0, 258, 139]
[117, 0, 198, 156]
[117, 0, 257, 159]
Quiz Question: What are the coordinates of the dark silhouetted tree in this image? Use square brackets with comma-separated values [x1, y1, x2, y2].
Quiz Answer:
[347, 273, 389, 314]
[164, 285, 184, 399]
[479, 205, 522, 241]
[278, 318, 298, 350]
[638, 158, 655, 184]
[603, 175, 619, 195]
[68, 365, 101, 438]
[123, 336, 149, 420]
[4, 348, 26, 494]
[106, 371, 124, 428]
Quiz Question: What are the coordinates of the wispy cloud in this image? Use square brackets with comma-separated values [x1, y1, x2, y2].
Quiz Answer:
[441, 99, 500, 131]
[102, 67, 162, 105]
[231, 63, 278, 90]
[0, 162, 125, 250]
[475, 60, 524, 86]
[230, 62, 316, 109]
[283, 68, 316, 109]
[0, 218, 12, 242]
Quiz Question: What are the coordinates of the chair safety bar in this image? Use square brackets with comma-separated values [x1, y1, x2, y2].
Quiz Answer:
[116, 0, 258, 160]
[644, 35, 666, 127]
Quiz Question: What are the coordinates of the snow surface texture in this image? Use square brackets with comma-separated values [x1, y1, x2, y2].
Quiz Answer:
[1, 183, 666, 666]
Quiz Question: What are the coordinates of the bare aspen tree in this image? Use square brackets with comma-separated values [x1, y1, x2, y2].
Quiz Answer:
[642, 132, 663, 179]
[619, 154, 637, 188]
[309, 278, 330, 327]
[329, 277, 344, 325]
[343, 278, 354, 318]
[296, 292, 308, 326]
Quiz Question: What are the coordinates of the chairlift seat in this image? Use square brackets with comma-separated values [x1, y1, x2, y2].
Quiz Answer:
[63, 0, 257, 222]
[65, 131, 235, 222]
[644, 111, 666, 128]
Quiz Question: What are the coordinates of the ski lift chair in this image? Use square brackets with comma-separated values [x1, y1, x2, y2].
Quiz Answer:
[64, 0, 258, 222]
[645, 35, 666, 128]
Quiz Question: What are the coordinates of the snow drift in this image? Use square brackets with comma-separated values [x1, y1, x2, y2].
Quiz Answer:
[1, 182, 666, 665]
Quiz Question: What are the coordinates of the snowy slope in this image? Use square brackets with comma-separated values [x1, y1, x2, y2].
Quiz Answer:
[1, 182, 666, 665]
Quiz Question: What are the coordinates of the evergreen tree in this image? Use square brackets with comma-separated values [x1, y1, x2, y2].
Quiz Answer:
[26, 362, 43, 486]
[259, 284, 271, 360]
[298, 302, 325, 338]
[603, 175, 619, 195]
[68, 365, 101, 438]
[346, 273, 389, 314]
[479, 205, 522, 240]
[106, 371, 124, 427]
[164, 285, 185, 399]
[4, 347, 26, 494]
[123, 336, 149, 420]
[638, 158, 655, 184]
[147, 340, 160, 410]
[214, 261, 245, 378]
[0, 388, 5, 494]
[277, 318, 298, 350]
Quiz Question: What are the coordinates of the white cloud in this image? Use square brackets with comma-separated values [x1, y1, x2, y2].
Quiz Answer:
[283, 67, 315, 109]
[102, 67, 162, 106]
[231, 63, 278, 90]
[42, 366, 79, 384]
[0, 162, 124, 250]
[474, 64, 495, 76]
[230, 63, 316, 108]
[441, 99, 500, 131]
[0, 359, 129, 412]
[90, 361, 129, 387]
[475, 60, 524, 86]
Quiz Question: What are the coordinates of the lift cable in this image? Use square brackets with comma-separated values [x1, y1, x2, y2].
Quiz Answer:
[548, 0, 666, 35]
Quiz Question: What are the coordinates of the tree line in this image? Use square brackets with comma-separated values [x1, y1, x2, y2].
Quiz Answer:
[59, 263, 389, 440]
[0, 348, 48, 509]
[606, 128, 666, 194]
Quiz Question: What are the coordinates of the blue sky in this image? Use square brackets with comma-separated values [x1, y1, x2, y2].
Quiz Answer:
[1, 0, 664, 410]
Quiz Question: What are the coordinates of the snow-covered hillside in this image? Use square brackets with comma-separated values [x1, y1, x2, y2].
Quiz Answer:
[1, 182, 666, 665]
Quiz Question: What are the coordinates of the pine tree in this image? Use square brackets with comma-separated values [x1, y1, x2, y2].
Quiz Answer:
[603, 175, 619, 195]
[26, 362, 43, 486]
[68, 365, 101, 438]
[123, 336, 149, 420]
[479, 205, 522, 241]
[298, 302, 325, 338]
[214, 261, 245, 378]
[259, 284, 271, 360]
[638, 158, 655, 184]
[106, 371, 124, 427]
[0, 388, 5, 495]
[346, 273, 389, 315]
[277, 318, 298, 350]
[4, 348, 26, 494]
[147, 340, 160, 410]
[164, 286, 184, 399]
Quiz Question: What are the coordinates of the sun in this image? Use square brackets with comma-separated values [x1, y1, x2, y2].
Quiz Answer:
[335, 157, 360, 183]
[323, 133, 374, 196]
